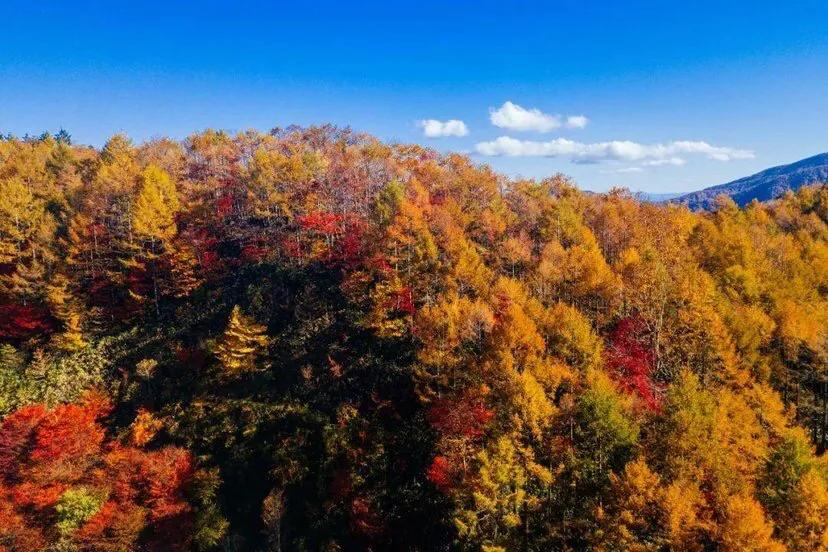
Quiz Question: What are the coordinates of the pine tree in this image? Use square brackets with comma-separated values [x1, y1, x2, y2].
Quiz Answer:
[214, 305, 268, 376]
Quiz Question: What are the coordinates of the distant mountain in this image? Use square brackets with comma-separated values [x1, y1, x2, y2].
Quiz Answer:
[638, 191, 683, 203]
[673, 152, 828, 210]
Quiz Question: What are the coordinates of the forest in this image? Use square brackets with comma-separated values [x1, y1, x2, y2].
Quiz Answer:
[0, 126, 826, 551]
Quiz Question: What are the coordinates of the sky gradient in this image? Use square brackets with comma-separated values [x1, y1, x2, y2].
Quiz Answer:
[2, 1, 827, 193]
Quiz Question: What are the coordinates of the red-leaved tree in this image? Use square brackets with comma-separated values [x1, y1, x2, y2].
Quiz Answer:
[426, 389, 494, 492]
[0, 393, 199, 551]
[606, 316, 661, 410]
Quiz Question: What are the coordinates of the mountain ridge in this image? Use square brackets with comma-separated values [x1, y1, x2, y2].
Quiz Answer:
[673, 152, 828, 210]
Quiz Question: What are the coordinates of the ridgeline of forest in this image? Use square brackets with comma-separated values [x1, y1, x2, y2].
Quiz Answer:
[0, 127, 827, 551]
[675, 152, 828, 211]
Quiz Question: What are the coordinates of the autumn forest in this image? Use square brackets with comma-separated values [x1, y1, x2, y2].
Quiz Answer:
[1, 127, 827, 551]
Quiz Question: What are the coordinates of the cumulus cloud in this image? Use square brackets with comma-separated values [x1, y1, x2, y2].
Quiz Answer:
[490, 101, 561, 132]
[474, 136, 754, 164]
[418, 119, 469, 138]
[565, 115, 589, 129]
[489, 102, 588, 132]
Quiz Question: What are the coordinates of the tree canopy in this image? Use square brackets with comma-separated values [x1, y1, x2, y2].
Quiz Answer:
[0, 128, 826, 550]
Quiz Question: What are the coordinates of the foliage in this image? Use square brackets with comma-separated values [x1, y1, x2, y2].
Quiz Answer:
[0, 129, 826, 549]
[0, 393, 225, 550]
[213, 305, 269, 376]
[55, 487, 106, 535]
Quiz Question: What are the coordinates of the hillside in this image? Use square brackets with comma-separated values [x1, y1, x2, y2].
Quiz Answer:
[0, 128, 827, 550]
[675, 152, 828, 210]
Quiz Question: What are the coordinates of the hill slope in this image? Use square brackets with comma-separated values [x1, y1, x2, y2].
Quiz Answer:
[0, 130, 827, 550]
[675, 152, 828, 209]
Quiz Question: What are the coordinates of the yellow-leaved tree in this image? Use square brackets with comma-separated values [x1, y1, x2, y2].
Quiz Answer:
[0, 176, 57, 302]
[214, 305, 269, 376]
[46, 273, 86, 351]
[126, 164, 181, 315]
[132, 164, 179, 241]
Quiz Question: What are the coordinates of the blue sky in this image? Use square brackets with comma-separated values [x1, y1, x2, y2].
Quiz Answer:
[2, 1, 827, 193]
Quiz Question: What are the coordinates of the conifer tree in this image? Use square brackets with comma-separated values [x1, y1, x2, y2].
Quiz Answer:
[132, 164, 179, 241]
[0, 176, 57, 302]
[126, 164, 180, 315]
[166, 240, 202, 298]
[46, 273, 86, 351]
[0, 177, 36, 266]
[214, 305, 268, 376]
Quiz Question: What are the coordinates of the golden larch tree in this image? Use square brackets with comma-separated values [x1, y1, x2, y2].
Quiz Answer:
[214, 305, 268, 376]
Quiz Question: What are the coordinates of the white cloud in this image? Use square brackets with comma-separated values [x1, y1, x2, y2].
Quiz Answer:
[642, 157, 687, 167]
[565, 115, 589, 129]
[418, 119, 469, 138]
[489, 102, 588, 132]
[601, 167, 645, 174]
[490, 101, 560, 132]
[474, 136, 754, 163]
